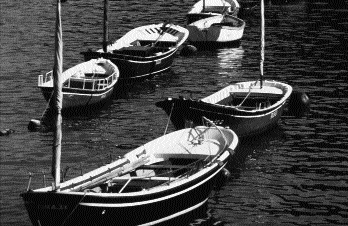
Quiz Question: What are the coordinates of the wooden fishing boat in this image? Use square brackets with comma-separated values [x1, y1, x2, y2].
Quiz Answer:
[22, 2, 238, 225]
[186, 14, 245, 46]
[82, 23, 189, 82]
[38, 58, 119, 109]
[187, 0, 240, 24]
[21, 124, 239, 226]
[156, 80, 292, 137]
[156, 0, 293, 138]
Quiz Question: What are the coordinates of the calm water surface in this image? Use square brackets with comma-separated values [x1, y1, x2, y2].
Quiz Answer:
[1, 0, 347, 225]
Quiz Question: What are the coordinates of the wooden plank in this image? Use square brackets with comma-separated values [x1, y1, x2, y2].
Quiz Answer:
[137, 164, 189, 170]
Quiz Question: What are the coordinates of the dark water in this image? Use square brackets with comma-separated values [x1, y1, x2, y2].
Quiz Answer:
[1, 0, 347, 225]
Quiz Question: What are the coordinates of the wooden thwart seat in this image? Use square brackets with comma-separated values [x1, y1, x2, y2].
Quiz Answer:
[137, 164, 189, 170]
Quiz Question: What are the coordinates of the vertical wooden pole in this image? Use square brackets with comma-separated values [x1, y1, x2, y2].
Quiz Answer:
[103, 0, 109, 52]
[51, 0, 63, 190]
[260, 0, 265, 88]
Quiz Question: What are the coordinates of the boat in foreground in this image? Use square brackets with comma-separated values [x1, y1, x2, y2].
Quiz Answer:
[186, 14, 245, 47]
[38, 58, 119, 109]
[156, 80, 292, 138]
[82, 23, 189, 82]
[187, 0, 240, 24]
[21, 125, 238, 226]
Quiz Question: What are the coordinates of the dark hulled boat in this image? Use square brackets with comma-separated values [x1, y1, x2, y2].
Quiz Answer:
[82, 23, 189, 82]
[21, 125, 238, 226]
[82, 0, 189, 82]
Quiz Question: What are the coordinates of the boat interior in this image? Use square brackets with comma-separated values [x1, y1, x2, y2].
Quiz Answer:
[203, 84, 285, 110]
[83, 157, 204, 194]
[107, 25, 184, 57]
[201, 82, 287, 110]
[78, 127, 228, 194]
[112, 40, 178, 57]
[187, 13, 217, 24]
[213, 16, 244, 28]
[216, 93, 280, 110]
[63, 71, 114, 90]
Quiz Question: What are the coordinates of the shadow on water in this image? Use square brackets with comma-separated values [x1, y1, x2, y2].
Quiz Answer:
[61, 99, 114, 118]
[226, 125, 286, 179]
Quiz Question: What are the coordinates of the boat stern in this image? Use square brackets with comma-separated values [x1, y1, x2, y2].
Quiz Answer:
[21, 191, 81, 226]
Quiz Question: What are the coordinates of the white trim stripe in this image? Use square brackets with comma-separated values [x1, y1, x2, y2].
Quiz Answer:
[138, 198, 208, 226]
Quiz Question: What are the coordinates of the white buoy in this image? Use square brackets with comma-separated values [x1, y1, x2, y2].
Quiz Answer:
[0, 128, 14, 136]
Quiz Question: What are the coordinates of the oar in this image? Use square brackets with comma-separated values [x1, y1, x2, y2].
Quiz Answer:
[152, 21, 172, 47]
[69, 155, 150, 192]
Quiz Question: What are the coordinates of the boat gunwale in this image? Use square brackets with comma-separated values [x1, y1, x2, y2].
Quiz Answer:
[21, 150, 231, 199]
[97, 23, 189, 56]
[38, 58, 119, 92]
[201, 80, 293, 113]
[21, 127, 237, 198]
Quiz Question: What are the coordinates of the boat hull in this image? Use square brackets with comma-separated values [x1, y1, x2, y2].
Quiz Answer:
[156, 81, 292, 138]
[40, 86, 114, 109]
[81, 23, 189, 82]
[160, 99, 284, 137]
[187, 15, 245, 46]
[82, 49, 177, 82]
[21, 152, 229, 226]
[37, 58, 119, 110]
[156, 98, 285, 137]
[186, 0, 240, 24]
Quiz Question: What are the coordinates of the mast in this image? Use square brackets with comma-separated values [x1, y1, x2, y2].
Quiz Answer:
[203, 0, 205, 13]
[103, 0, 109, 52]
[260, 0, 265, 88]
[50, 0, 64, 190]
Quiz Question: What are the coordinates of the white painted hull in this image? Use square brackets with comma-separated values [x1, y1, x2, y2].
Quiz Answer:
[38, 58, 119, 109]
[187, 15, 245, 43]
[156, 80, 293, 137]
[187, 0, 240, 15]
[61, 87, 114, 109]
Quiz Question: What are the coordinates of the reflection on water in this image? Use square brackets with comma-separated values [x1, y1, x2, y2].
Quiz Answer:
[217, 46, 245, 78]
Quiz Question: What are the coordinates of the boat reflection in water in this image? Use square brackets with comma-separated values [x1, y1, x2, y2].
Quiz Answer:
[216, 46, 245, 76]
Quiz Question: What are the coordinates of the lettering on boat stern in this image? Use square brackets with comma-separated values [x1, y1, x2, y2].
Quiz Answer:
[37, 204, 68, 210]
[270, 109, 278, 119]
[212, 119, 224, 125]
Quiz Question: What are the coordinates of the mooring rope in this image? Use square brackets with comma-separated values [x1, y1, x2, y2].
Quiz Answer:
[163, 102, 174, 135]
[237, 83, 254, 108]
[60, 192, 87, 226]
